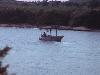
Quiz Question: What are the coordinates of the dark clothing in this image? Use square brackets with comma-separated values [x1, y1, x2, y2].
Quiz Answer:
[43, 32, 47, 37]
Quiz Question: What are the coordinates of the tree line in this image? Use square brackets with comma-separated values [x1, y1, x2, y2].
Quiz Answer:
[0, 0, 100, 29]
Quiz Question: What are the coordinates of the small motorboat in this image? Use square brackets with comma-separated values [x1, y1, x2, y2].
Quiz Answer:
[39, 26, 64, 42]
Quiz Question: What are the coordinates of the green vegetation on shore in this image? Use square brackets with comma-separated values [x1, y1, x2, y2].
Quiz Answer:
[0, 0, 100, 29]
[0, 46, 11, 75]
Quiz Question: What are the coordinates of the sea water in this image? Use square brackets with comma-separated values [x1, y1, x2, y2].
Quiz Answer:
[0, 27, 99, 75]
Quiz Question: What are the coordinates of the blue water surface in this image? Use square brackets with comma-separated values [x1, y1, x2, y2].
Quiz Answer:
[0, 27, 99, 75]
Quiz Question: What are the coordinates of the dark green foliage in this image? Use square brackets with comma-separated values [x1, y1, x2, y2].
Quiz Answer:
[0, 46, 11, 75]
[0, 46, 11, 57]
[0, 8, 36, 24]
[74, 10, 100, 29]
[36, 9, 71, 26]
[0, 1, 99, 29]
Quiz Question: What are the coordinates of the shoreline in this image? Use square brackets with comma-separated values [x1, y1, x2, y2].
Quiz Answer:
[0, 24, 99, 32]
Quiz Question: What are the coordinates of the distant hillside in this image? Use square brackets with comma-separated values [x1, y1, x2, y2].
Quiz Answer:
[0, 1, 99, 29]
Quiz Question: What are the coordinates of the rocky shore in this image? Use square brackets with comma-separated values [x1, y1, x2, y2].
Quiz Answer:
[0, 24, 100, 32]
[39, 26, 92, 31]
